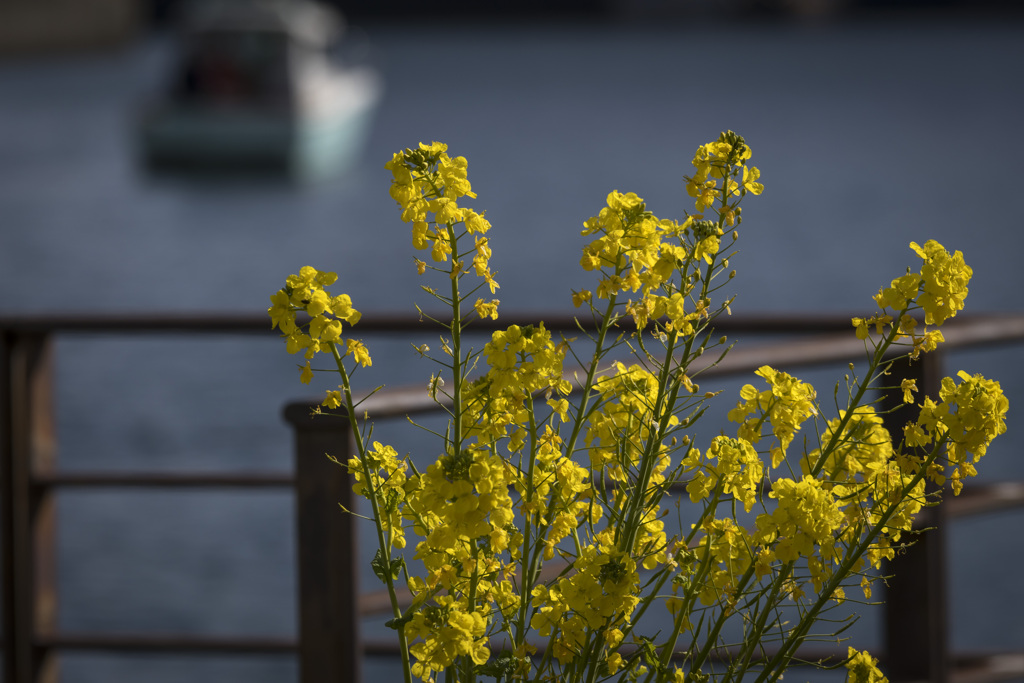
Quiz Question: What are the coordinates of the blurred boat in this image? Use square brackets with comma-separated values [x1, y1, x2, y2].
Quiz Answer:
[139, 0, 380, 181]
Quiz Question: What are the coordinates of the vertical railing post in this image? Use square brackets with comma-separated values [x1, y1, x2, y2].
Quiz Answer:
[1, 331, 60, 683]
[284, 402, 361, 683]
[881, 350, 948, 683]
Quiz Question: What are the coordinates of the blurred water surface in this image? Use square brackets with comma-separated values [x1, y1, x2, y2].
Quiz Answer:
[1, 17, 1023, 683]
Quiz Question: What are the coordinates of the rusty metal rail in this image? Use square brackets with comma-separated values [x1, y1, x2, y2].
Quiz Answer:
[3, 312, 1024, 683]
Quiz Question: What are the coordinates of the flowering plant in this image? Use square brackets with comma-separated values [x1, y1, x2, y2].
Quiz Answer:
[269, 133, 1007, 683]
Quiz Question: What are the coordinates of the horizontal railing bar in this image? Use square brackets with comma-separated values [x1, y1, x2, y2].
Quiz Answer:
[32, 472, 294, 489]
[952, 651, 1024, 683]
[2, 312, 1022, 340]
[944, 481, 1024, 518]
[35, 633, 296, 654]
[0, 311, 862, 335]
[359, 587, 412, 616]
[0, 314, 280, 335]
[931, 314, 1024, 350]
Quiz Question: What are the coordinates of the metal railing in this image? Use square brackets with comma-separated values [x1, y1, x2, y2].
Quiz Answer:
[3, 312, 1024, 683]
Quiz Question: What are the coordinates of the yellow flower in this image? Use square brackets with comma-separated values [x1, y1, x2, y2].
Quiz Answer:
[693, 234, 720, 265]
[874, 273, 921, 311]
[483, 269, 500, 293]
[309, 315, 342, 343]
[329, 293, 361, 325]
[472, 236, 492, 276]
[437, 154, 475, 199]
[268, 289, 296, 334]
[464, 209, 491, 234]
[431, 197, 462, 225]
[419, 140, 447, 155]
[345, 339, 372, 367]
[692, 180, 720, 212]
[901, 378, 917, 404]
[743, 165, 764, 195]
[411, 221, 430, 250]
[474, 298, 500, 320]
[322, 390, 342, 409]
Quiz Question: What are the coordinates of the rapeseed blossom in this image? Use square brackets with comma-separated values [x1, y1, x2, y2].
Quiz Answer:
[268, 133, 1006, 683]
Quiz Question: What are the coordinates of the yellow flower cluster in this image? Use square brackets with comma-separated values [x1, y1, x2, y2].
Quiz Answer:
[405, 445, 516, 573]
[911, 240, 972, 325]
[530, 533, 640, 665]
[397, 444, 521, 679]
[754, 476, 845, 564]
[406, 596, 490, 680]
[573, 132, 762, 335]
[808, 407, 892, 482]
[856, 240, 971, 357]
[462, 323, 571, 451]
[576, 201, 721, 334]
[585, 362, 677, 481]
[267, 266, 368, 391]
[907, 370, 1008, 494]
[683, 435, 763, 512]
[727, 365, 818, 468]
[693, 516, 758, 606]
[686, 130, 763, 215]
[579, 190, 689, 301]
[385, 142, 499, 296]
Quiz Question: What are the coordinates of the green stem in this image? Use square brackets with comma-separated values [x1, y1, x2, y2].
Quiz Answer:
[329, 342, 413, 683]
[446, 221, 464, 459]
[515, 392, 540, 645]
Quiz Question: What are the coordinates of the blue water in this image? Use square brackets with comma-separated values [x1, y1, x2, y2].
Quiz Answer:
[2, 17, 1023, 683]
